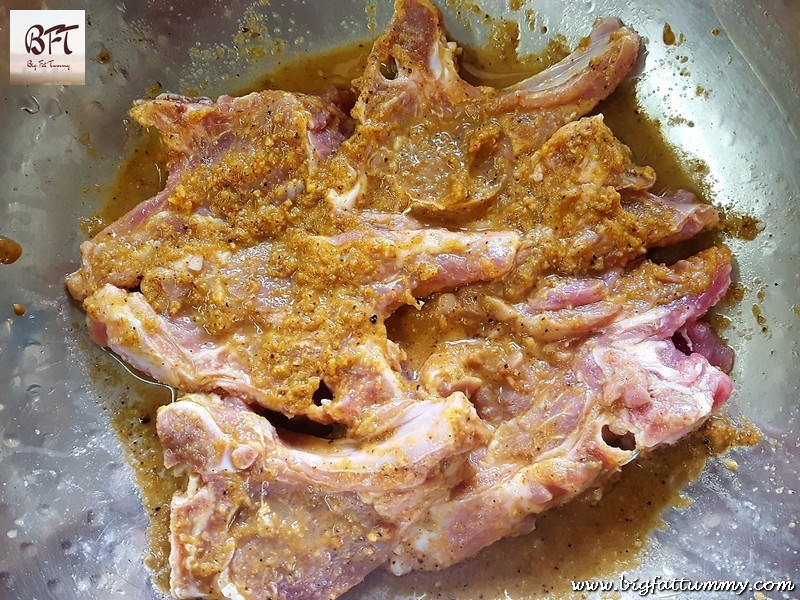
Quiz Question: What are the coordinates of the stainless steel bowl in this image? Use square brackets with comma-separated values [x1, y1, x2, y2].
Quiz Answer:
[1, 1, 798, 598]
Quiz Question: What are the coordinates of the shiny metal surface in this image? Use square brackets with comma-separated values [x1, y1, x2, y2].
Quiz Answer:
[0, 1, 798, 598]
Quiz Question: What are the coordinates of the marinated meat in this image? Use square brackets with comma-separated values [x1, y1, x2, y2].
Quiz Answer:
[66, 0, 736, 598]
[81, 219, 519, 428]
[158, 393, 485, 599]
[342, 4, 640, 215]
[396, 247, 732, 571]
[66, 90, 353, 302]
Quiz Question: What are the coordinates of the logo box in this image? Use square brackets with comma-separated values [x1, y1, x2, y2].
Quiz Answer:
[9, 10, 86, 85]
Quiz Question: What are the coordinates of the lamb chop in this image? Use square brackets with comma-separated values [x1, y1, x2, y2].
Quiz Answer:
[392, 247, 732, 571]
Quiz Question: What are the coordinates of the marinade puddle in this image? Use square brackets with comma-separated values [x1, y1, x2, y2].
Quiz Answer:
[84, 36, 760, 599]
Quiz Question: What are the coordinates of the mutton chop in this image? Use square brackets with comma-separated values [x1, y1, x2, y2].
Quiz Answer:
[392, 247, 733, 571]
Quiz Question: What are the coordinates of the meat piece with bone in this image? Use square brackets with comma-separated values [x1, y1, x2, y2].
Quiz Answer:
[82, 218, 519, 427]
[395, 246, 733, 572]
[157, 392, 486, 598]
[337, 0, 718, 282]
[338, 1, 641, 215]
[67, 90, 354, 302]
[483, 115, 720, 300]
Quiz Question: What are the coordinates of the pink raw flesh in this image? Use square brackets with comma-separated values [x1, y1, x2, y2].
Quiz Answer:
[66, 1, 735, 598]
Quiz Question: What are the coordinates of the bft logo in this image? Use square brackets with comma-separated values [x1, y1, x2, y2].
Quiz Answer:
[25, 23, 80, 56]
[9, 10, 86, 85]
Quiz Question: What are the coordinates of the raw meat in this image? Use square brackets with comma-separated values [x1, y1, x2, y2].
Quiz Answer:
[158, 392, 485, 599]
[81, 219, 519, 426]
[67, 90, 354, 302]
[396, 247, 732, 571]
[66, 0, 735, 598]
